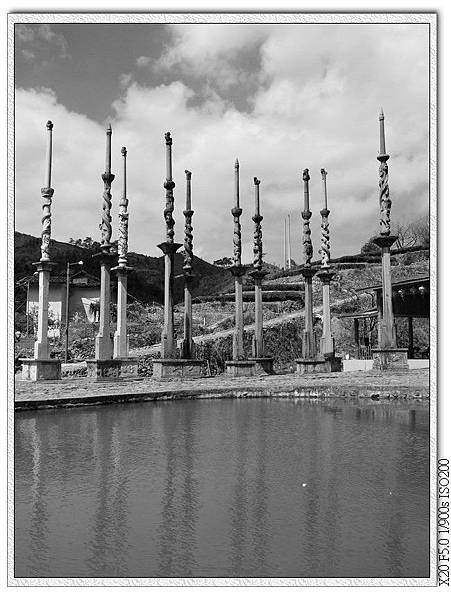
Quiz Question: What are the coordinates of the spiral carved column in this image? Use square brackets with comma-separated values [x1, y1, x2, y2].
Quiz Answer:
[294, 168, 332, 374]
[316, 168, 336, 359]
[181, 170, 195, 359]
[158, 132, 182, 359]
[113, 146, 134, 360]
[95, 125, 116, 362]
[227, 158, 248, 368]
[300, 168, 317, 359]
[32, 120, 58, 370]
[20, 120, 61, 379]
[248, 178, 273, 373]
[371, 110, 408, 370]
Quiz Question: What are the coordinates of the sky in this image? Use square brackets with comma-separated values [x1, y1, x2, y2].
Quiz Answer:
[14, 21, 430, 265]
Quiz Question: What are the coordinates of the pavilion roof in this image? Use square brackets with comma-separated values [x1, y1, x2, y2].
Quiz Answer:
[356, 275, 429, 293]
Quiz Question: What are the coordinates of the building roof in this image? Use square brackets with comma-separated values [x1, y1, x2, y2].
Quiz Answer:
[337, 308, 378, 320]
[356, 276, 429, 293]
[29, 269, 101, 287]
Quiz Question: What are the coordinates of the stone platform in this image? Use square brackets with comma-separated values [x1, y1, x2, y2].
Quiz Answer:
[295, 358, 328, 375]
[14, 369, 430, 411]
[152, 358, 205, 379]
[252, 357, 275, 375]
[225, 360, 256, 377]
[324, 355, 343, 373]
[372, 348, 409, 371]
[85, 358, 139, 380]
[20, 358, 61, 382]
[295, 355, 343, 374]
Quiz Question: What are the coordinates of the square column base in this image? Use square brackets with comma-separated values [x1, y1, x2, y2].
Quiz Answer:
[20, 358, 61, 381]
[152, 358, 205, 379]
[372, 348, 409, 371]
[295, 357, 328, 375]
[86, 358, 139, 380]
[225, 360, 256, 377]
[324, 354, 343, 372]
[253, 357, 275, 375]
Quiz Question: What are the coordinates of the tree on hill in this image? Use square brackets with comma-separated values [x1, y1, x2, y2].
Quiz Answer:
[360, 235, 380, 254]
[360, 215, 430, 253]
[213, 257, 233, 268]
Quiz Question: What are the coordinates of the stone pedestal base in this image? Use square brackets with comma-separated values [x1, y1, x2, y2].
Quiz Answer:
[324, 354, 343, 372]
[152, 358, 205, 379]
[86, 358, 139, 380]
[295, 357, 328, 375]
[20, 358, 61, 381]
[372, 348, 409, 371]
[253, 357, 275, 375]
[225, 360, 256, 377]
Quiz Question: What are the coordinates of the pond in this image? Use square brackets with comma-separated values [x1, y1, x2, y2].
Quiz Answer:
[15, 398, 430, 579]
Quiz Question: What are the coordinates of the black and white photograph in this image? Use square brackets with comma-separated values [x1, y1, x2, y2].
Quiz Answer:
[7, 7, 441, 588]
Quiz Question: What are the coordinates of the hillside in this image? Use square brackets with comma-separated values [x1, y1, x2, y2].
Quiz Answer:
[14, 231, 233, 307]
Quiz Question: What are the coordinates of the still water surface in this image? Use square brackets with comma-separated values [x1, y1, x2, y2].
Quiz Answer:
[15, 398, 429, 578]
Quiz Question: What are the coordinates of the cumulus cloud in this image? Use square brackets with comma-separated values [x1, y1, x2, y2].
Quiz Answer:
[15, 24, 429, 266]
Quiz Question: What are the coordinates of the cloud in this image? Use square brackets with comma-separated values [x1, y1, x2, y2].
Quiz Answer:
[119, 73, 133, 88]
[136, 56, 152, 68]
[15, 24, 429, 267]
[37, 24, 70, 58]
[15, 24, 70, 62]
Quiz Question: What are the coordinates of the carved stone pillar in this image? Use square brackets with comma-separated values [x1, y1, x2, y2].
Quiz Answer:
[21, 121, 61, 381]
[372, 110, 408, 370]
[158, 132, 182, 359]
[295, 169, 327, 375]
[152, 144, 204, 379]
[225, 159, 256, 376]
[181, 169, 195, 359]
[248, 177, 274, 374]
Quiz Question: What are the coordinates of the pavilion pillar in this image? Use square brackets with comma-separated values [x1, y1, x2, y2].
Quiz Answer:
[371, 110, 408, 370]
[249, 177, 274, 375]
[354, 318, 360, 356]
[408, 316, 414, 359]
[21, 121, 61, 381]
[225, 159, 256, 377]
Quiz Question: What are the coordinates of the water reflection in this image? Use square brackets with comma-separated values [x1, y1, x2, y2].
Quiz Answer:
[15, 400, 429, 579]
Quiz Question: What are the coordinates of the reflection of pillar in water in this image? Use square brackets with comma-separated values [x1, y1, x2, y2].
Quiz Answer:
[158, 409, 178, 576]
[89, 414, 128, 576]
[24, 417, 50, 574]
[251, 402, 269, 574]
[179, 404, 199, 574]
[229, 403, 249, 574]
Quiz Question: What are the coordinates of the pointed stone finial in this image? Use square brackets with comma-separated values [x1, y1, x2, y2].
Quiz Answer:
[106, 123, 112, 134]
[380, 107, 384, 119]
[121, 146, 127, 157]
[165, 131, 172, 145]
[235, 158, 239, 169]
[46, 120, 53, 130]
